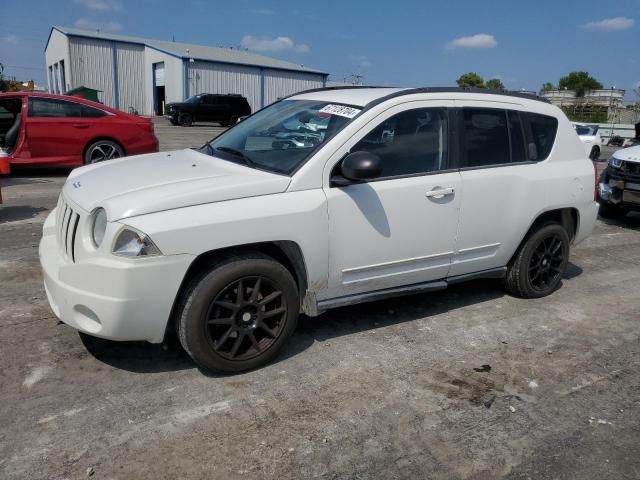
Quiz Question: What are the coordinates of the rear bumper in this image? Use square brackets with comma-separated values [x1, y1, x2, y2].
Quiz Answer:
[575, 201, 599, 245]
[128, 136, 159, 155]
[39, 212, 194, 343]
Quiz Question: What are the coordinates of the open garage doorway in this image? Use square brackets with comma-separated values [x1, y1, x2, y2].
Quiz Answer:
[153, 62, 166, 115]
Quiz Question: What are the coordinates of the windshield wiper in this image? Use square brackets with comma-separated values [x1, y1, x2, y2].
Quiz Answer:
[215, 146, 256, 167]
[198, 143, 214, 155]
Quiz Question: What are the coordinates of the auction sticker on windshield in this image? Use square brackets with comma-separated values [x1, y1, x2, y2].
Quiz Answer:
[319, 104, 361, 119]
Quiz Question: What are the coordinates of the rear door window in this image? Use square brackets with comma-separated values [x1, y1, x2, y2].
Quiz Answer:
[524, 113, 558, 161]
[81, 105, 108, 118]
[28, 98, 82, 118]
[508, 111, 527, 163]
[461, 108, 510, 167]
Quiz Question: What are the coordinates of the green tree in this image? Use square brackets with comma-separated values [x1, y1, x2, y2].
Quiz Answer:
[541, 82, 555, 92]
[485, 78, 505, 91]
[558, 72, 603, 97]
[456, 72, 485, 88]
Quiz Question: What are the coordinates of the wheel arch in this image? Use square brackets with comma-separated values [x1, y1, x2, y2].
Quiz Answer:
[164, 240, 309, 340]
[508, 207, 579, 265]
[82, 136, 126, 162]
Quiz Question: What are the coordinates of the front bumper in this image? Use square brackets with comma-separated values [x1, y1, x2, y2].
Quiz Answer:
[39, 211, 194, 343]
[598, 167, 640, 212]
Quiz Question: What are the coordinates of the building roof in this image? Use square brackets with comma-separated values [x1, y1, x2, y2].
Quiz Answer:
[49, 26, 328, 76]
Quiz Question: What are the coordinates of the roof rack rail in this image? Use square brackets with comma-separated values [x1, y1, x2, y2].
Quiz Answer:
[363, 87, 550, 109]
[282, 85, 550, 105]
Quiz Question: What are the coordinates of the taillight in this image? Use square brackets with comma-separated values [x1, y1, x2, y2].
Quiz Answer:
[592, 160, 598, 201]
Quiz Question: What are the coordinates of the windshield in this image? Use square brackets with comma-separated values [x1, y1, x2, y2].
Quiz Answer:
[204, 100, 360, 174]
[185, 95, 201, 103]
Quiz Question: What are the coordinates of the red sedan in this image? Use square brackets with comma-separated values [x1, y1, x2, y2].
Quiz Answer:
[0, 92, 158, 173]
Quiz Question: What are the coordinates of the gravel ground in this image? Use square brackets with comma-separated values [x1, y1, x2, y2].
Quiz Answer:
[0, 125, 639, 479]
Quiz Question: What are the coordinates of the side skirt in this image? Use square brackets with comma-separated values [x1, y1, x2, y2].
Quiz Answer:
[307, 267, 507, 315]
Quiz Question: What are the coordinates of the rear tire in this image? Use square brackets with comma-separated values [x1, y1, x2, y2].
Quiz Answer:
[83, 140, 124, 165]
[177, 253, 299, 373]
[599, 202, 628, 219]
[504, 223, 570, 298]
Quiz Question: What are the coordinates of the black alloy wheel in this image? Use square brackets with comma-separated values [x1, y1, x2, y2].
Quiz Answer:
[505, 223, 570, 298]
[527, 234, 565, 293]
[177, 253, 299, 373]
[206, 276, 287, 361]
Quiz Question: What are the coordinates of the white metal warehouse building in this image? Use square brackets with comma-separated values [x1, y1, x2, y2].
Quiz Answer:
[44, 27, 329, 116]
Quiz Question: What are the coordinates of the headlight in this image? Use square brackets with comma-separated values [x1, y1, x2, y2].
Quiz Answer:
[112, 228, 162, 257]
[608, 156, 623, 169]
[91, 208, 107, 247]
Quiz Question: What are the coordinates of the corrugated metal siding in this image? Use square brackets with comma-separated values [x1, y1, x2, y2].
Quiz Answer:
[189, 61, 261, 113]
[263, 70, 323, 106]
[116, 43, 145, 114]
[68, 37, 115, 106]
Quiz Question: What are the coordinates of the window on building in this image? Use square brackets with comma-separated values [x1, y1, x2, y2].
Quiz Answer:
[352, 108, 449, 177]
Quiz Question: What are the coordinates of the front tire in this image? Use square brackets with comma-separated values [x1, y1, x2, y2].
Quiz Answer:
[505, 223, 570, 298]
[590, 145, 600, 160]
[179, 113, 193, 127]
[177, 253, 299, 373]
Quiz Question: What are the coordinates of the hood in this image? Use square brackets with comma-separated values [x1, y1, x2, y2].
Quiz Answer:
[63, 149, 291, 220]
[166, 102, 187, 108]
[612, 145, 640, 164]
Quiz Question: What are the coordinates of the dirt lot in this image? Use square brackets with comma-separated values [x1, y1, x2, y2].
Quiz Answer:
[1, 123, 639, 479]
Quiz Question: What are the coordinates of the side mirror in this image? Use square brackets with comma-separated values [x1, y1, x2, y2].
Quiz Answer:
[341, 151, 383, 181]
[527, 142, 538, 161]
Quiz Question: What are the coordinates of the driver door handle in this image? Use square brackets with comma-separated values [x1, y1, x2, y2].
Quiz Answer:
[425, 187, 455, 198]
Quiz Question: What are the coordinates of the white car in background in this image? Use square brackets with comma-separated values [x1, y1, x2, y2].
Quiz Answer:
[573, 123, 602, 160]
[40, 87, 598, 373]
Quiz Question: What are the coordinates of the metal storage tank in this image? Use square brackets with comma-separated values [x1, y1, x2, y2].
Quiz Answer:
[45, 27, 329, 116]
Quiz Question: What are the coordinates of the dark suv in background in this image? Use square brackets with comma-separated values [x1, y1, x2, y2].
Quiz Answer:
[166, 94, 251, 127]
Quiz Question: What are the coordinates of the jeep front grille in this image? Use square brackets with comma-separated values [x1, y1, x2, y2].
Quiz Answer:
[56, 196, 80, 262]
[620, 161, 640, 176]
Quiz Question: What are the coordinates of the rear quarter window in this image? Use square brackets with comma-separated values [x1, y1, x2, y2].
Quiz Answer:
[524, 113, 558, 161]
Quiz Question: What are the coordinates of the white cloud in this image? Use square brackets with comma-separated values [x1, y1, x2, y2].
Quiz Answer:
[447, 33, 497, 49]
[349, 55, 372, 69]
[240, 35, 309, 53]
[583, 17, 634, 31]
[3, 34, 19, 44]
[75, 0, 122, 12]
[74, 18, 123, 32]
[250, 8, 273, 15]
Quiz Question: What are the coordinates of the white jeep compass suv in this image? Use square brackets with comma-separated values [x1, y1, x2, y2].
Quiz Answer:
[39, 87, 599, 372]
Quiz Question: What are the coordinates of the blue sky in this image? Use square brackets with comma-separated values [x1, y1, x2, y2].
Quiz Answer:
[1, 0, 639, 100]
